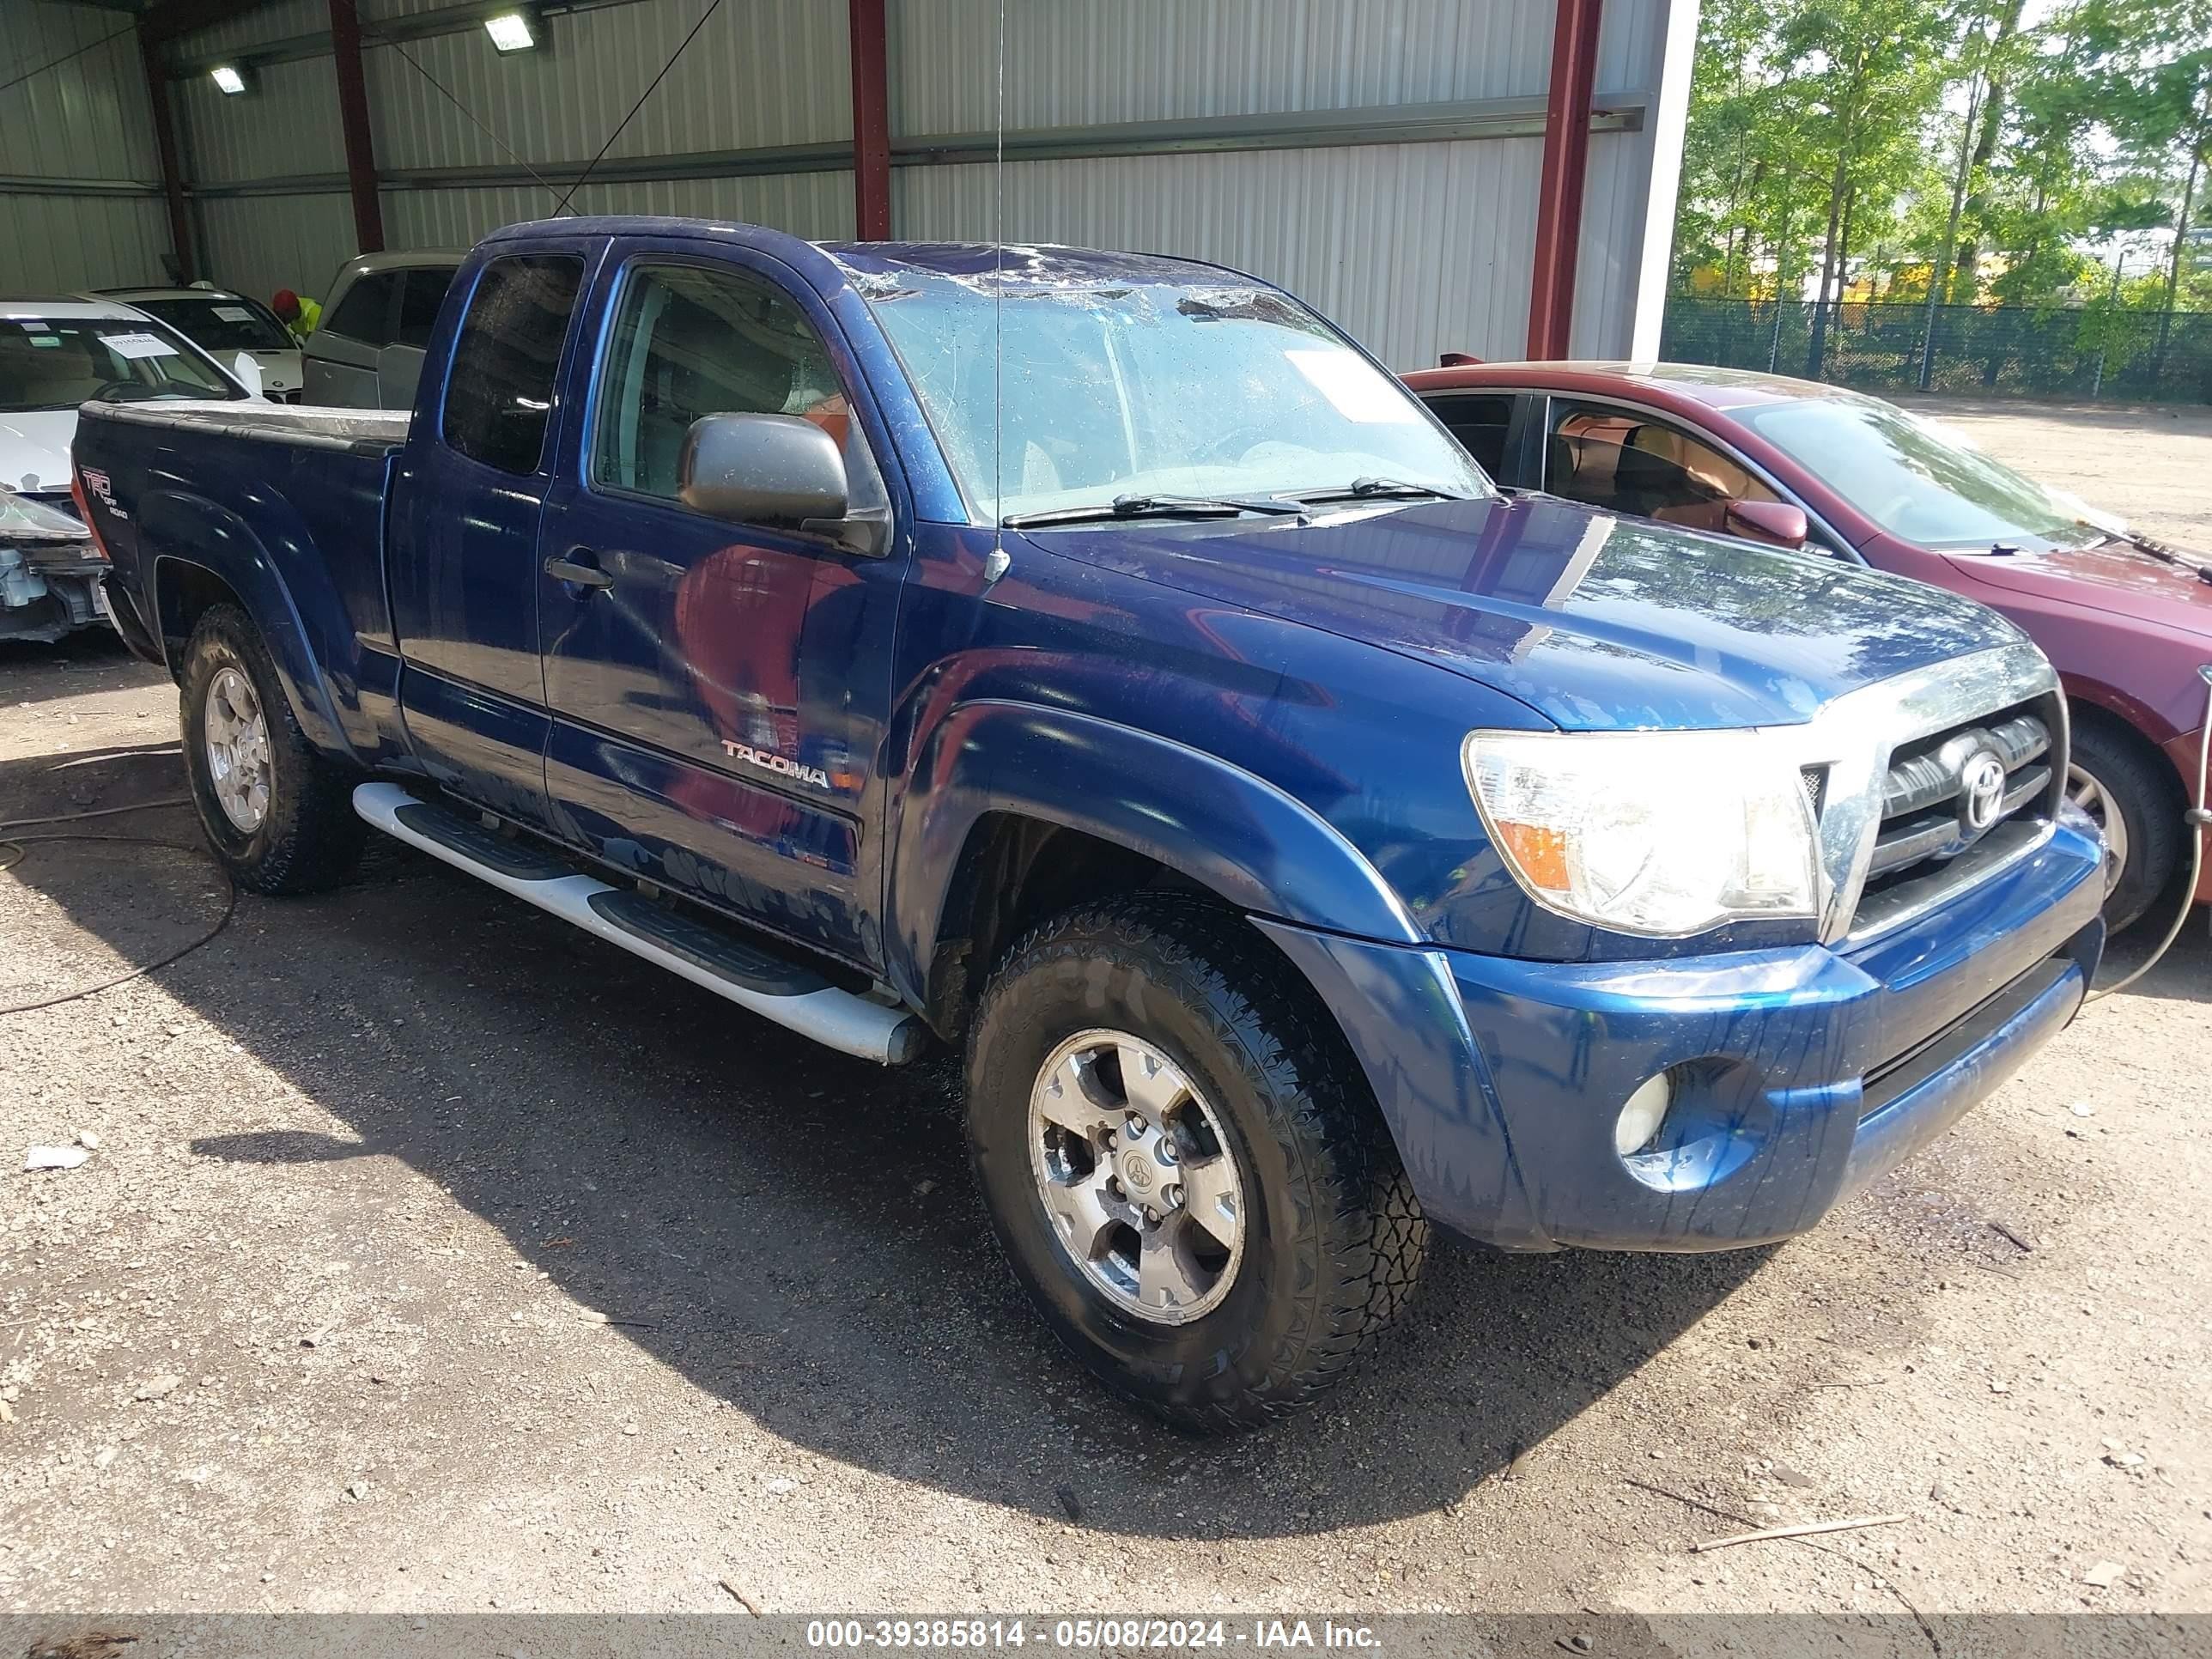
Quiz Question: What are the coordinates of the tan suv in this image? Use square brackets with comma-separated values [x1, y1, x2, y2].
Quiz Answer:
[302, 251, 463, 409]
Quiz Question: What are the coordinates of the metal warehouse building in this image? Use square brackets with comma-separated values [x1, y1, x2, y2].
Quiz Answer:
[5, 0, 1695, 367]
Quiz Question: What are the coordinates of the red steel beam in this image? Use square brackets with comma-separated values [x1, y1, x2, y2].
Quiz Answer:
[137, 21, 197, 283]
[848, 0, 891, 240]
[1525, 0, 1605, 360]
[327, 0, 385, 255]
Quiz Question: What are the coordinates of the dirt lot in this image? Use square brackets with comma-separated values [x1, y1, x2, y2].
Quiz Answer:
[1, 400, 2207, 1625]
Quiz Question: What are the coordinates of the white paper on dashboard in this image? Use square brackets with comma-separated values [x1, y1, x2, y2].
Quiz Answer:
[103, 332, 179, 360]
[213, 306, 255, 322]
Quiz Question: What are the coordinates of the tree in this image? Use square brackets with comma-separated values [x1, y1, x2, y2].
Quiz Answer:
[2070, 0, 2212, 368]
[1766, 0, 1953, 375]
[1663, 0, 2206, 394]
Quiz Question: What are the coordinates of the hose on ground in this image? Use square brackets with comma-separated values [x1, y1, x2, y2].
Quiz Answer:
[0, 795, 235, 1015]
[2084, 668, 2212, 1005]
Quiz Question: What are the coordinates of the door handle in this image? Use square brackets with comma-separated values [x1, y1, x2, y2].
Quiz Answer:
[544, 552, 614, 590]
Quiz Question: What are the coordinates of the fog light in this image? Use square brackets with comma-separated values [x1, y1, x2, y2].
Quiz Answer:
[1613, 1073, 1673, 1158]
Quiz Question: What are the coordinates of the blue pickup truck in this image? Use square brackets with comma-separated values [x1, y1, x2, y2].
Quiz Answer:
[72, 218, 2106, 1428]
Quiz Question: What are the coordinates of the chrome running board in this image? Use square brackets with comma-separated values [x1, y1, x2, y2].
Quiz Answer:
[352, 781, 927, 1065]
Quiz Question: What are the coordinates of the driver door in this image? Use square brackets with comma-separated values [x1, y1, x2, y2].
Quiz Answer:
[534, 246, 905, 968]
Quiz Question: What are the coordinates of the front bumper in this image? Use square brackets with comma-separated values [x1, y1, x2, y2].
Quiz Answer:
[0, 551, 113, 643]
[1259, 811, 2106, 1253]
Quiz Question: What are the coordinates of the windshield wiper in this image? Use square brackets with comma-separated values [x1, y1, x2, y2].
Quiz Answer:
[2078, 521, 2212, 586]
[1002, 493, 1304, 529]
[1286, 477, 1463, 506]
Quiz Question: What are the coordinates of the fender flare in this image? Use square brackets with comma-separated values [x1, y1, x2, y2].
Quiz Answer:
[886, 699, 1425, 1004]
[2059, 669, 2185, 751]
[139, 489, 356, 763]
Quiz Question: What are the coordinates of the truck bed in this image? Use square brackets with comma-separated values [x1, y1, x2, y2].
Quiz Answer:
[73, 398, 409, 762]
[78, 398, 409, 456]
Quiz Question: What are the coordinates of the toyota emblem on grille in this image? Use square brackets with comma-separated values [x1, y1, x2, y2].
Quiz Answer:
[1960, 750, 2007, 833]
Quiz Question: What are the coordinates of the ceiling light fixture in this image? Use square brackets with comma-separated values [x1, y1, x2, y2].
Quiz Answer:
[483, 9, 538, 52]
[210, 64, 248, 94]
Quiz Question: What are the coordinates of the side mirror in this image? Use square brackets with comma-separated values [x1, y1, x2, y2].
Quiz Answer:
[230, 351, 264, 398]
[680, 413, 886, 555]
[1724, 498, 1809, 550]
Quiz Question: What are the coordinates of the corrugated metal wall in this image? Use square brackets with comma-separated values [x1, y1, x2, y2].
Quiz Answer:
[197, 191, 361, 308]
[176, 55, 348, 185]
[0, 1, 172, 293]
[891, 0, 1560, 130]
[884, 0, 1684, 362]
[896, 140, 1549, 371]
[121, 0, 1689, 365]
[365, 0, 849, 172]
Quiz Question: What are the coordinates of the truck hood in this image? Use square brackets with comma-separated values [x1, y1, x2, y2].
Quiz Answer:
[1942, 538, 2212, 645]
[1024, 493, 2027, 731]
[0, 410, 76, 495]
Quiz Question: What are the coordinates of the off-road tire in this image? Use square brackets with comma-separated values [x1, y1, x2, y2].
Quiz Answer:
[966, 891, 1427, 1431]
[179, 603, 366, 895]
[2071, 714, 2182, 933]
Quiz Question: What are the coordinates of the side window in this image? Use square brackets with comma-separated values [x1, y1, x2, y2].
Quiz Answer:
[1423, 392, 1514, 478]
[395, 266, 455, 349]
[323, 271, 397, 345]
[592, 262, 857, 506]
[441, 255, 584, 477]
[1542, 400, 1777, 533]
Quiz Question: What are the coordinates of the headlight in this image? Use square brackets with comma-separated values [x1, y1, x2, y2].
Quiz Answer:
[1462, 729, 1821, 937]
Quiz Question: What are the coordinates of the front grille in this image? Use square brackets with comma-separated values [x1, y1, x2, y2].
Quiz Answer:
[1847, 692, 2065, 939]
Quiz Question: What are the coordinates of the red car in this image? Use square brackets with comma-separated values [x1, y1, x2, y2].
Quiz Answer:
[1402, 360, 2212, 931]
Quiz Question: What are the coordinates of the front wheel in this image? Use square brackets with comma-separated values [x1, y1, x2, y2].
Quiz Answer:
[2068, 718, 2182, 933]
[965, 894, 1427, 1431]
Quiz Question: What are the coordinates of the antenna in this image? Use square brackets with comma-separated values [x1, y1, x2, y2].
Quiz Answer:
[983, 0, 1012, 585]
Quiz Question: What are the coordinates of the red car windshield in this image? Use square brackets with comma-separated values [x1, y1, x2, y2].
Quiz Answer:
[1735, 393, 2101, 553]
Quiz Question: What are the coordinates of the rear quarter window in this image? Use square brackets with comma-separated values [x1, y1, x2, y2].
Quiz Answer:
[441, 255, 584, 476]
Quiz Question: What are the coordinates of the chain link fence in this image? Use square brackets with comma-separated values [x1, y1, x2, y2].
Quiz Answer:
[1660, 298, 2212, 404]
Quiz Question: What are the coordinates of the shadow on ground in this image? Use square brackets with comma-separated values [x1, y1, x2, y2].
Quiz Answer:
[1, 739, 1769, 1541]
[0, 627, 148, 708]
[2093, 852, 2211, 1006]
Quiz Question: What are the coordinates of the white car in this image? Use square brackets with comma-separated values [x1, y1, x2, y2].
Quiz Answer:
[95, 285, 305, 402]
[0, 296, 251, 639]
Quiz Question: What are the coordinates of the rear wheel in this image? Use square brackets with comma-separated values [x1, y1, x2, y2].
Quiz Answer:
[179, 604, 365, 895]
[2067, 715, 2181, 933]
[966, 893, 1427, 1431]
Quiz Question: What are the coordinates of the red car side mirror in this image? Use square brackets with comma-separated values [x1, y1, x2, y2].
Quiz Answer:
[1724, 498, 1809, 550]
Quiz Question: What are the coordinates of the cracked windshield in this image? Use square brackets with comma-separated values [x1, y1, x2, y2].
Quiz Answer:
[854, 258, 1491, 524]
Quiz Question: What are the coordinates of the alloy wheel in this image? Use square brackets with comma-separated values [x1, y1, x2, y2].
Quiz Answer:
[204, 665, 271, 833]
[1027, 1029, 1246, 1325]
[2067, 761, 2128, 898]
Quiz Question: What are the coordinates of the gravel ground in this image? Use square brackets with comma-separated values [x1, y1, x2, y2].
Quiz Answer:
[1, 400, 2207, 1623]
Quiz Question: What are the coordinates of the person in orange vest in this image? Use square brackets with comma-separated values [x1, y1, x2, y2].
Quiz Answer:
[271, 289, 321, 345]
